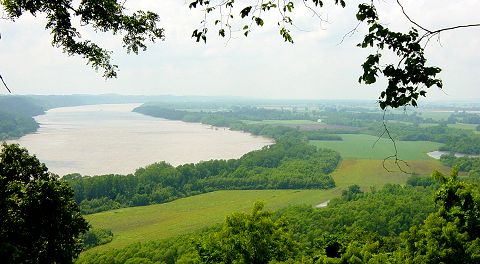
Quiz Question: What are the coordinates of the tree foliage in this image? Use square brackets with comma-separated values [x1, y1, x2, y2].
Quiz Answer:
[195, 202, 297, 263]
[1, 0, 164, 78]
[0, 143, 89, 263]
[0, 96, 44, 139]
[400, 170, 480, 263]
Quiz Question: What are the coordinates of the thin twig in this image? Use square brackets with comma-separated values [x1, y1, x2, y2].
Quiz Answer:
[0, 75, 11, 93]
[396, 0, 431, 33]
[338, 22, 361, 45]
[375, 109, 411, 173]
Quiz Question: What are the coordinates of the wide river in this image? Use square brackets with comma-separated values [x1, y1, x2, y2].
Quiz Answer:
[8, 104, 273, 176]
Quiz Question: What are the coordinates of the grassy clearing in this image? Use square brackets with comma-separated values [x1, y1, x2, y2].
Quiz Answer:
[310, 134, 442, 160]
[448, 123, 479, 133]
[85, 189, 339, 252]
[419, 111, 451, 121]
[418, 123, 439, 128]
[331, 159, 450, 189]
[242, 119, 318, 125]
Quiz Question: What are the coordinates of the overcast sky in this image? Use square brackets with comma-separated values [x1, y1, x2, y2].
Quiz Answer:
[0, 0, 479, 101]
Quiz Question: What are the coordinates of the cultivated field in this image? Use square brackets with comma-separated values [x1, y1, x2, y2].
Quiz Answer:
[448, 123, 479, 133]
[85, 189, 339, 252]
[331, 159, 450, 189]
[310, 134, 442, 160]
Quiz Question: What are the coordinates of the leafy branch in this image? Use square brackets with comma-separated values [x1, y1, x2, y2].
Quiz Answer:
[1, 0, 164, 78]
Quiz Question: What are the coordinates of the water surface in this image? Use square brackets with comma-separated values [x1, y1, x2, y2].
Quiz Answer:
[427, 150, 479, 159]
[8, 104, 272, 176]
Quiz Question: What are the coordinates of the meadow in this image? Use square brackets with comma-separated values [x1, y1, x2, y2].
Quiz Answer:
[242, 119, 318, 125]
[84, 189, 339, 251]
[310, 134, 442, 160]
[331, 159, 449, 189]
[448, 123, 479, 133]
[419, 111, 451, 121]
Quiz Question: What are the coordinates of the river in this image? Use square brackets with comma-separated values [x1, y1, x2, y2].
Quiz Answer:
[8, 104, 273, 176]
[427, 150, 479, 159]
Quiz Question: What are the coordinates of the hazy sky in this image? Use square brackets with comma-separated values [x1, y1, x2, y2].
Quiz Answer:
[0, 0, 479, 100]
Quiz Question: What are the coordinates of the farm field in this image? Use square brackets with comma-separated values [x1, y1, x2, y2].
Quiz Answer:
[310, 134, 442, 160]
[242, 119, 318, 125]
[331, 159, 450, 189]
[84, 189, 339, 252]
[448, 123, 479, 133]
[419, 111, 452, 121]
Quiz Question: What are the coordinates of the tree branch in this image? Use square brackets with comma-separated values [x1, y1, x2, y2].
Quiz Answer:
[397, 0, 480, 40]
[0, 74, 11, 93]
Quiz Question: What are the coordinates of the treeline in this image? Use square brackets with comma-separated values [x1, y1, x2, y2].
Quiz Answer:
[448, 111, 480, 124]
[320, 108, 428, 127]
[135, 103, 480, 154]
[78, 174, 479, 264]
[133, 105, 316, 139]
[134, 104, 348, 142]
[0, 96, 43, 139]
[440, 154, 480, 177]
[65, 137, 340, 214]
[365, 122, 480, 154]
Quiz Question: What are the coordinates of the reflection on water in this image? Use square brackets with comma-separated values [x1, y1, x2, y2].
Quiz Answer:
[427, 150, 479, 159]
[8, 104, 272, 176]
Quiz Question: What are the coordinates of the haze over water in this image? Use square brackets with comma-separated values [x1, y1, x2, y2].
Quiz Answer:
[9, 104, 272, 176]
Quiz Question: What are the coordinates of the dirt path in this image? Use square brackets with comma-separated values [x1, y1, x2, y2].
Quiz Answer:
[315, 200, 330, 208]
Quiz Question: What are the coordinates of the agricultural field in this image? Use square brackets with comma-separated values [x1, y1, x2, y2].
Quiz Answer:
[331, 159, 449, 189]
[242, 119, 318, 125]
[418, 111, 452, 121]
[84, 189, 339, 252]
[310, 134, 442, 160]
[448, 123, 479, 133]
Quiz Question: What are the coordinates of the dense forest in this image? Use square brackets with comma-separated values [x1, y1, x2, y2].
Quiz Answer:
[0, 97, 43, 139]
[65, 136, 340, 214]
[440, 154, 480, 177]
[77, 172, 480, 263]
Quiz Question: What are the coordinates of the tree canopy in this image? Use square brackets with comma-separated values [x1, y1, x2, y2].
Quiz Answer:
[1, 0, 164, 78]
[0, 143, 89, 263]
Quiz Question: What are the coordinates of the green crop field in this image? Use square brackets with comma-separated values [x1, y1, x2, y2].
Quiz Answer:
[310, 134, 442, 160]
[419, 111, 452, 121]
[331, 159, 450, 189]
[84, 189, 339, 252]
[242, 119, 318, 125]
[448, 123, 479, 133]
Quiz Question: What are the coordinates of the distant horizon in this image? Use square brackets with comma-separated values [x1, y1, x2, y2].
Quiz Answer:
[2, 93, 480, 103]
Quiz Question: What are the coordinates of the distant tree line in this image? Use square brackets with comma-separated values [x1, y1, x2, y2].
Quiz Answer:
[440, 154, 480, 178]
[449, 112, 480, 124]
[65, 136, 340, 214]
[0, 97, 43, 139]
[364, 122, 480, 155]
[136, 103, 480, 155]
